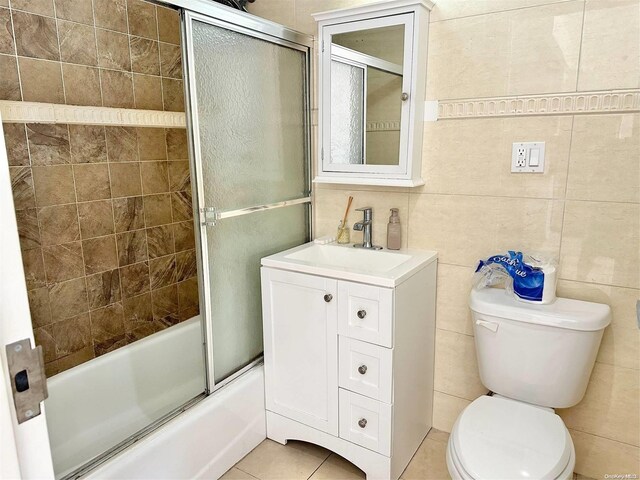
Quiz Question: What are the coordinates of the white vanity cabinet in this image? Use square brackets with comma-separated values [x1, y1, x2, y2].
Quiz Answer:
[261, 243, 437, 480]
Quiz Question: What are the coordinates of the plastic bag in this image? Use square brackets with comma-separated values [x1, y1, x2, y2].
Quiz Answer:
[473, 251, 558, 304]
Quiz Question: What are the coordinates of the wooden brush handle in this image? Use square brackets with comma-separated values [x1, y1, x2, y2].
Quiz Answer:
[341, 196, 354, 227]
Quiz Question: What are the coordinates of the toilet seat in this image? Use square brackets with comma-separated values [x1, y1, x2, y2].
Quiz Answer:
[447, 395, 575, 480]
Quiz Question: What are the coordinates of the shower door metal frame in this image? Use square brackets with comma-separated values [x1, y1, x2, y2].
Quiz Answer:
[181, 7, 314, 393]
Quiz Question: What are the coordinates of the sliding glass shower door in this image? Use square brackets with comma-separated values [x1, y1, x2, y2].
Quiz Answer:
[183, 12, 312, 386]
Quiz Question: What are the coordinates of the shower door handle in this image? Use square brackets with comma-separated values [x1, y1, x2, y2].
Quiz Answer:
[5, 339, 48, 423]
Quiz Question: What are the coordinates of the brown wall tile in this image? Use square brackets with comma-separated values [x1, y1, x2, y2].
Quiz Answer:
[58, 20, 97, 66]
[38, 204, 80, 245]
[9, 166, 35, 209]
[168, 161, 190, 191]
[89, 302, 125, 352]
[113, 196, 145, 232]
[52, 313, 91, 355]
[157, 6, 180, 45]
[0, 8, 15, 55]
[130, 36, 159, 75]
[141, 161, 169, 194]
[123, 292, 155, 341]
[11, 0, 53, 16]
[32, 165, 75, 206]
[74, 163, 111, 201]
[175, 249, 196, 282]
[62, 64, 102, 107]
[146, 225, 173, 258]
[28, 287, 52, 328]
[106, 126, 138, 162]
[0, 54, 21, 100]
[171, 190, 191, 222]
[149, 254, 175, 289]
[26, 123, 70, 166]
[82, 235, 118, 274]
[15, 207, 40, 249]
[94, 0, 127, 33]
[116, 229, 147, 266]
[55, 345, 94, 373]
[54, 0, 93, 25]
[42, 241, 84, 283]
[12, 11, 59, 60]
[137, 128, 166, 160]
[165, 128, 187, 159]
[151, 283, 178, 326]
[119, 261, 149, 298]
[3, 123, 29, 166]
[159, 42, 181, 79]
[78, 200, 114, 239]
[162, 78, 184, 112]
[173, 220, 194, 252]
[69, 125, 107, 164]
[133, 73, 163, 110]
[48, 277, 88, 320]
[21, 248, 46, 289]
[96, 28, 131, 70]
[18, 57, 64, 103]
[177, 277, 199, 321]
[100, 69, 134, 108]
[86, 268, 121, 309]
[109, 162, 142, 197]
[127, 0, 157, 39]
[35, 326, 56, 363]
[144, 193, 172, 226]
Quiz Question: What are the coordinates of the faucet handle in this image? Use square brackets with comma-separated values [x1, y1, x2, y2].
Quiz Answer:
[356, 207, 373, 212]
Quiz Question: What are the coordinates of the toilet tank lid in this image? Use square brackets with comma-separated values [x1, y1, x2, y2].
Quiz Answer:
[470, 288, 611, 331]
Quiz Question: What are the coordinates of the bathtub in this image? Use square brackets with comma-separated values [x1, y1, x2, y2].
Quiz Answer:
[45, 317, 208, 478]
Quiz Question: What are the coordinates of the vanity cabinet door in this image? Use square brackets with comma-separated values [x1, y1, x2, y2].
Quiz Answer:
[262, 268, 339, 435]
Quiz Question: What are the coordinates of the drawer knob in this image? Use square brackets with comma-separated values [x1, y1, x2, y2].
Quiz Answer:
[324, 294, 333, 303]
[358, 418, 367, 428]
[357, 310, 367, 319]
[358, 365, 367, 375]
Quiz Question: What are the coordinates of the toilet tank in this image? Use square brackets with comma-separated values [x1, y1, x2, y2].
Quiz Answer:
[470, 288, 611, 408]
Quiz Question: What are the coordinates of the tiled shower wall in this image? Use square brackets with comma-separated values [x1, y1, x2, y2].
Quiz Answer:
[1, 0, 199, 376]
[249, 0, 640, 477]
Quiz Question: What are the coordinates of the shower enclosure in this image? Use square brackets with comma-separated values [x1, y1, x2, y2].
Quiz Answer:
[1, 1, 312, 477]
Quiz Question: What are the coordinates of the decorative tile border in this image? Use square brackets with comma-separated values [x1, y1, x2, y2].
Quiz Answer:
[436, 89, 640, 119]
[366, 121, 401, 132]
[0, 101, 187, 128]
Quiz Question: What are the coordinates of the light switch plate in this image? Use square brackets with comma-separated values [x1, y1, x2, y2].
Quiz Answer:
[511, 142, 545, 173]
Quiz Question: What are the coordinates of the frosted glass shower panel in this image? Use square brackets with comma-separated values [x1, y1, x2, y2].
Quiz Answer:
[208, 204, 309, 382]
[192, 20, 308, 211]
[330, 60, 365, 165]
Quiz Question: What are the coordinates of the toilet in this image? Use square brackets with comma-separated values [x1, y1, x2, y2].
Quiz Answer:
[447, 288, 611, 480]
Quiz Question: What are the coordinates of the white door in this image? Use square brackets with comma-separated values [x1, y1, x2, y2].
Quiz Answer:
[261, 268, 339, 435]
[0, 117, 55, 479]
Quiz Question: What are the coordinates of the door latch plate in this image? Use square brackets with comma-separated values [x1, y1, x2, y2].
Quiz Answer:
[5, 339, 48, 423]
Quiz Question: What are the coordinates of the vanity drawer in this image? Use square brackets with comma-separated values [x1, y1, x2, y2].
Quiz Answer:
[338, 281, 393, 347]
[339, 389, 392, 456]
[339, 337, 393, 404]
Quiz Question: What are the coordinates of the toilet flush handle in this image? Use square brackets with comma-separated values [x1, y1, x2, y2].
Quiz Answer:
[476, 320, 499, 333]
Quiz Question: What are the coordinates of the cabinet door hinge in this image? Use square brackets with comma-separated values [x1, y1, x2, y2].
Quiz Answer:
[199, 207, 219, 227]
[5, 339, 48, 424]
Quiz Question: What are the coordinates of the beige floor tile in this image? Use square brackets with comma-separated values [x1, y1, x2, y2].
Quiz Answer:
[235, 439, 331, 480]
[220, 467, 259, 480]
[401, 437, 451, 480]
[432, 391, 471, 433]
[309, 453, 365, 480]
[426, 428, 450, 444]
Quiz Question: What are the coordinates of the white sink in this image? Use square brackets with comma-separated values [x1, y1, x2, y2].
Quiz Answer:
[262, 242, 437, 287]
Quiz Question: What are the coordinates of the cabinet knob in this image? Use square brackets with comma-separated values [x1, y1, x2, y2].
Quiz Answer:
[357, 309, 367, 319]
[324, 294, 333, 303]
[358, 365, 367, 375]
[358, 418, 367, 428]
[401, 92, 409, 101]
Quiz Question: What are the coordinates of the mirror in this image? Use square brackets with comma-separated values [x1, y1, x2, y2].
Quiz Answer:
[329, 25, 405, 167]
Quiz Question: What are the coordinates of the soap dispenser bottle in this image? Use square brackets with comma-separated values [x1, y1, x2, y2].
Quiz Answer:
[387, 208, 401, 250]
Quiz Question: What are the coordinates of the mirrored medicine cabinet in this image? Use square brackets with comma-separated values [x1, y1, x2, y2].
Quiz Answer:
[313, 0, 433, 187]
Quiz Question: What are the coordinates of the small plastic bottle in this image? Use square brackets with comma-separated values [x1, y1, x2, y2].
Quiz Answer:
[387, 208, 401, 250]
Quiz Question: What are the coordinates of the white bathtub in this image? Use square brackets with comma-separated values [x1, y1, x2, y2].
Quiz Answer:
[45, 317, 207, 478]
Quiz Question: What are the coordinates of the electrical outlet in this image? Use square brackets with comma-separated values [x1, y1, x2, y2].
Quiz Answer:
[512, 142, 545, 173]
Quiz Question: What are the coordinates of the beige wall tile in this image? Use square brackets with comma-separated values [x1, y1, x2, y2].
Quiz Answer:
[12, 10, 59, 60]
[408, 194, 563, 266]
[560, 201, 640, 288]
[432, 390, 471, 433]
[314, 187, 409, 248]
[434, 328, 488, 400]
[566, 114, 639, 203]
[293, 0, 378, 36]
[570, 429, 640, 478]
[430, 0, 576, 22]
[247, 0, 297, 31]
[578, 0, 640, 91]
[18, 57, 64, 103]
[436, 264, 474, 336]
[557, 280, 640, 370]
[426, 1, 583, 99]
[558, 362, 639, 446]
[420, 116, 572, 198]
[62, 64, 102, 107]
[0, 54, 21, 100]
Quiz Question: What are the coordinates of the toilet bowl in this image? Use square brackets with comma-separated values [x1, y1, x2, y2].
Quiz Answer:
[446, 396, 574, 480]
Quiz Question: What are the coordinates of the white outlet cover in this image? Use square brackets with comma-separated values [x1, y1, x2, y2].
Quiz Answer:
[511, 142, 545, 173]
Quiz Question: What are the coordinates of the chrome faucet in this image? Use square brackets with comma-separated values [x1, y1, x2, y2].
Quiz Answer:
[353, 207, 382, 250]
